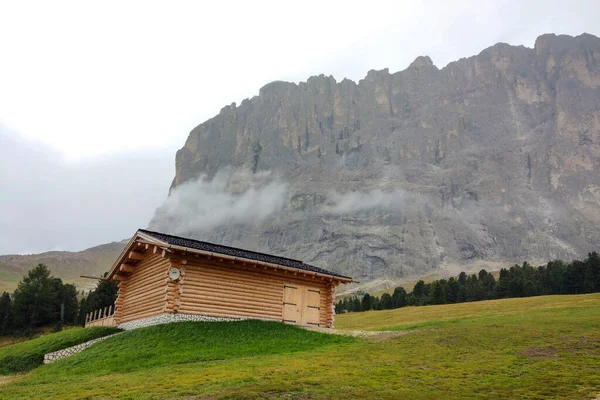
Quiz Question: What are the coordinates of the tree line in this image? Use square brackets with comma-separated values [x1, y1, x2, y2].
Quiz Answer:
[336, 252, 600, 313]
[0, 264, 117, 335]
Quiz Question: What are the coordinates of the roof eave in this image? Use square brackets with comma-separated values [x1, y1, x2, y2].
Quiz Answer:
[132, 238, 356, 283]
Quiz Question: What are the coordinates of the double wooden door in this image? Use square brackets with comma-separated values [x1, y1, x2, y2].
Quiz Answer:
[282, 284, 321, 326]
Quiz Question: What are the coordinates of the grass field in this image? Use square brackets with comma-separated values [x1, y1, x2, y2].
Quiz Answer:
[0, 294, 599, 399]
[0, 327, 120, 374]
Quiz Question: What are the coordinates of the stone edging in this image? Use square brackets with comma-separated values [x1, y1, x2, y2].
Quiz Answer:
[116, 313, 240, 330]
[43, 332, 123, 364]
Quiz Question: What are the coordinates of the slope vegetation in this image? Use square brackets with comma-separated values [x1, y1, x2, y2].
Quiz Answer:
[1, 294, 598, 399]
[0, 326, 120, 374]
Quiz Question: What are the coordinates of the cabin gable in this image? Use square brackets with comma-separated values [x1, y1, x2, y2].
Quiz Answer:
[114, 252, 171, 324]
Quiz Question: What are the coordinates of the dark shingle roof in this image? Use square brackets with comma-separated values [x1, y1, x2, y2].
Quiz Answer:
[138, 229, 352, 280]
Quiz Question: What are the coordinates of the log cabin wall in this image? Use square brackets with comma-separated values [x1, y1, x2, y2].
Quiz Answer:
[176, 256, 336, 328]
[114, 252, 171, 324]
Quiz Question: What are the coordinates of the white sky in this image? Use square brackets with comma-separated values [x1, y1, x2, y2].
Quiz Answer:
[0, 0, 599, 254]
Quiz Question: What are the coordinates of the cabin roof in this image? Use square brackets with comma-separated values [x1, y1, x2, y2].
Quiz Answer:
[137, 229, 353, 281]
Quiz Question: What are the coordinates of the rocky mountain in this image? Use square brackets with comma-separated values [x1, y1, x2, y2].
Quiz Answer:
[0, 242, 125, 293]
[149, 33, 600, 283]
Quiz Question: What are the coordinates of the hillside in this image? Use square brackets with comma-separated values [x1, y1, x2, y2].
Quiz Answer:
[149, 33, 600, 283]
[1, 294, 598, 398]
[0, 241, 126, 293]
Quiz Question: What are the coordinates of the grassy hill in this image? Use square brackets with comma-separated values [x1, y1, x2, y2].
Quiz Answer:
[0, 241, 125, 293]
[0, 327, 120, 374]
[1, 294, 599, 399]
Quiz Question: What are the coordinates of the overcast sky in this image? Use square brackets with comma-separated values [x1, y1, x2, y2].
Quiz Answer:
[1, 0, 599, 254]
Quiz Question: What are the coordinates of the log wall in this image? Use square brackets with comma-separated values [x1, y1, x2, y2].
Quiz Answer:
[177, 258, 336, 328]
[114, 251, 338, 328]
[115, 253, 171, 324]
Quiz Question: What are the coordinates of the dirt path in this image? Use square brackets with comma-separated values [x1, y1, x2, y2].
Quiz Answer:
[303, 326, 411, 341]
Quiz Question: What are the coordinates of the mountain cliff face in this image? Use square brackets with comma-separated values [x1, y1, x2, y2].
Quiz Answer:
[150, 33, 600, 282]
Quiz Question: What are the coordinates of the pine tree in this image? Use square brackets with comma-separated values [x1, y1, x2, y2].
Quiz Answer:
[0, 292, 12, 334]
[59, 284, 79, 324]
[391, 287, 408, 308]
[77, 297, 88, 326]
[12, 264, 57, 330]
[446, 278, 459, 303]
[381, 293, 393, 309]
[430, 281, 446, 305]
[352, 297, 361, 312]
[86, 275, 118, 314]
[361, 293, 372, 311]
[413, 280, 426, 298]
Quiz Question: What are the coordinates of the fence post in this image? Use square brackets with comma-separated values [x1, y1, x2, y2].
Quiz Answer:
[108, 305, 113, 316]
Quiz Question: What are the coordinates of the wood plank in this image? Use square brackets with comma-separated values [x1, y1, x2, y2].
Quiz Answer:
[181, 295, 282, 312]
[182, 280, 283, 297]
[186, 270, 296, 291]
[126, 270, 170, 287]
[177, 307, 280, 321]
[185, 259, 329, 287]
[178, 304, 281, 318]
[121, 286, 168, 304]
[120, 301, 164, 316]
[125, 265, 169, 284]
[180, 286, 281, 303]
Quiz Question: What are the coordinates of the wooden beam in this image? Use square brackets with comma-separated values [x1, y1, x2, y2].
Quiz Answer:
[119, 263, 135, 273]
[128, 251, 145, 261]
[113, 275, 127, 281]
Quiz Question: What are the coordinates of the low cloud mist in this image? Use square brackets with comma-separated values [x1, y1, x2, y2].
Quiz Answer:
[149, 168, 288, 235]
[326, 189, 410, 214]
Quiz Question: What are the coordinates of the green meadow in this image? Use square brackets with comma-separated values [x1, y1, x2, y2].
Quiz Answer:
[0, 293, 598, 399]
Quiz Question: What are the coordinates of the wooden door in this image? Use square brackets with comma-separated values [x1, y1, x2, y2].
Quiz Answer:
[283, 284, 302, 324]
[282, 284, 321, 326]
[304, 288, 321, 326]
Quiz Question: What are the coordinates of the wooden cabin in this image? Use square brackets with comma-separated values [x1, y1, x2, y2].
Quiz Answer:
[86, 229, 355, 329]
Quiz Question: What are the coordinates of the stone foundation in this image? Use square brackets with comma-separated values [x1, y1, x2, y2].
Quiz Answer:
[43, 333, 122, 364]
[117, 313, 241, 330]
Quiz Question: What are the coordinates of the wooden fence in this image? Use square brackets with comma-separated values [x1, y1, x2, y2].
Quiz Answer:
[85, 305, 116, 327]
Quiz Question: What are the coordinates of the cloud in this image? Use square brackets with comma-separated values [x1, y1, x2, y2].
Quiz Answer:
[148, 168, 288, 235]
[326, 189, 409, 214]
[0, 129, 173, 254]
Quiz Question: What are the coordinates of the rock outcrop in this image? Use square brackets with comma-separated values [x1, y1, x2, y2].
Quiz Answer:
[150, 33, 600, 282]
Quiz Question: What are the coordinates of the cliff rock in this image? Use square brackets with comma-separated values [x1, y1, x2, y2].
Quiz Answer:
[150, 33, 600, 282]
